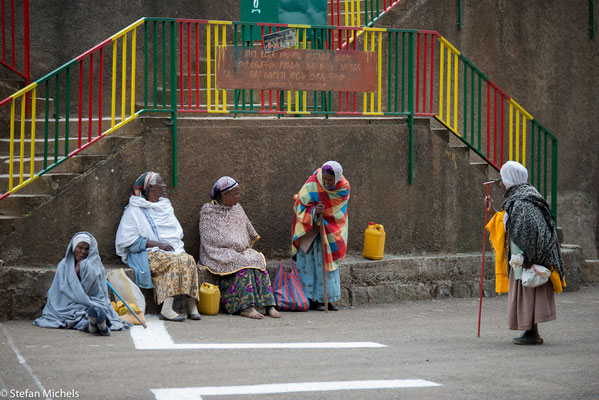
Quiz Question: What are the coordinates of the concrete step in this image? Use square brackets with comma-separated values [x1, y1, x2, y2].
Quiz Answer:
[0, 154, 105, 174]
[581, 260, 599, 283]
[0, 115, 144, 139]
[469, 160, 489, 175]
[0, 134, 137, 157]
[0, 193, 52, 216]
[0, 245, 585, 320]
[0, 172, 79, 195]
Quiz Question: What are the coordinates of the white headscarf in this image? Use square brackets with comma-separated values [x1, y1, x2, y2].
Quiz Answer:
[322, 161, 343, 184]
[500, 161, 528, 189]
[72, 233, 91, 250]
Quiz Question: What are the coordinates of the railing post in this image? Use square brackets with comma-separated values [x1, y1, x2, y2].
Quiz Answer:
[551, 137, 558, 222]
[170, 20, 178, 188]
[23, 0, 29, 84]
[590, 0, 596, 38]
[408, 31, 414, 184]
[457, 0, 462, 30]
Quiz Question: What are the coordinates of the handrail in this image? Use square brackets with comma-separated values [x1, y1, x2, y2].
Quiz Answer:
[0, 18, 558, 221]
[412, 30, 558, 219]
[0, 0, 29, 84]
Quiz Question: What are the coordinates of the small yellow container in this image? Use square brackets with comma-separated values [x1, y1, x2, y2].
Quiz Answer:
[363, 222, 386, 260]
[197, 282, 221, 315]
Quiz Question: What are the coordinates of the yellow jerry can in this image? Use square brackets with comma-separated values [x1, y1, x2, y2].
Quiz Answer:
[363, 222, 386, 260]
[197, 282, 221, 315]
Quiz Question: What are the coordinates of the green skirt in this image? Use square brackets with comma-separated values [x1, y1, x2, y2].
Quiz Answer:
[219, 268, 275, 314]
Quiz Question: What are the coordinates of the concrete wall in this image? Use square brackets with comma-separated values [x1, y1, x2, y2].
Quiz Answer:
[386, 0, 599, 257]
[0, 116, 493, 265]
[1, 0, 597, 259]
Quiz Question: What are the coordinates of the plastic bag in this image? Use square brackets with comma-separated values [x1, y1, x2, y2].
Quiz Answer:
[106, 268, 146, 313]
[521, 264, 551, 288]
[273, 259, 309, 311]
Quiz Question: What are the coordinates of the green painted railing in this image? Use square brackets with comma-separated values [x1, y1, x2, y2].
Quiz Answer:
[0, 18, 559, 221]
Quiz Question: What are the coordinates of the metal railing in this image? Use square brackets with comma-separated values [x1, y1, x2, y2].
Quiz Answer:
[0, 0, 29, 84]
[0, 18, 558, 220]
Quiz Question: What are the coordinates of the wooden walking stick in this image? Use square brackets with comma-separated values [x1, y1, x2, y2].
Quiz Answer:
[478, 181, 495, 337]
[320, 214, 329, 313]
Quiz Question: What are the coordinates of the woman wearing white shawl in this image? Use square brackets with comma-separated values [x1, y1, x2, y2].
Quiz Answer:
[485, 161, 564, 345]
[115, 172, 200, 322]
[34, 232, 129, 335]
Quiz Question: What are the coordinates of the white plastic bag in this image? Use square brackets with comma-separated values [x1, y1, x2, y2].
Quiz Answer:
[521, 264, 551, 288]
[106, 268, 146, 313]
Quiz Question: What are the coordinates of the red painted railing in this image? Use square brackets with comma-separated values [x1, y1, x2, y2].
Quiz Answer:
[0, 0, 29, 84]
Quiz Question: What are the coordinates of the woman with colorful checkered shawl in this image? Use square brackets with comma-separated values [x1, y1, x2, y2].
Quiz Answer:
[291, 161, 350, 311]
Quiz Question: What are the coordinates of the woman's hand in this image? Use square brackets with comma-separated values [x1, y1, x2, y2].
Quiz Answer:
[147, 240, 174, 252]
[484, 195, 496, 213]
[315, 203, 325, 215]
[74, 261, 81, 275]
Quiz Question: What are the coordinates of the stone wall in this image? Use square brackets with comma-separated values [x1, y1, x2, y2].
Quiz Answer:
[0, 116, 494, 265]
[386, 0, 599, 257]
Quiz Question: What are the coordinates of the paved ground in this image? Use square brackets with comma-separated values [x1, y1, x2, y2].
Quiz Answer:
[1, 285, 598, 400]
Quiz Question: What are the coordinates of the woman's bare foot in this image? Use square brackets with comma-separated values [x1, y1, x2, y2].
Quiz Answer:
[266, 306, 281, 318]
[240, 306, 264, 319]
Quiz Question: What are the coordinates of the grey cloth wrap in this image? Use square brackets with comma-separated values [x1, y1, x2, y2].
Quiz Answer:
[33, 232, 130, 331]
[502, 184, 564, 278]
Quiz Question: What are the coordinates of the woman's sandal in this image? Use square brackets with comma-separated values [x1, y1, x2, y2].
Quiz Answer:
[240, 307, 264, 319]
[266, 307, 281, 318]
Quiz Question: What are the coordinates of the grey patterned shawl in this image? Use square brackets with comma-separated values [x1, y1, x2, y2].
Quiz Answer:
[502, 184, 564, 277]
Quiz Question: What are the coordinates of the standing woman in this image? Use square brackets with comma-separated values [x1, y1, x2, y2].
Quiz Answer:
[115, 172, 200, 322]
[485, 161, 565, 345]
[292, 161, 350, 311]
[34, 232, 129, 335]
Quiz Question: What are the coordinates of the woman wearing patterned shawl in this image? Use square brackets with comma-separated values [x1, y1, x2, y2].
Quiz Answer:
[292, 161, 350, 311]
[199, 176, 280, 319]
[34, 232, 130, 335]
[115, 172, 200, 322]
[485, 161, 565, 345]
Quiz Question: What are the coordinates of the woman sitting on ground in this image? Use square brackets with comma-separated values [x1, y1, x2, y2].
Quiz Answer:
[199, 176, 279, 319]
[485, 161, 565, 345]
[292, 161, 351, 311]
[115, 172, 200, 322]
[34, 232, 130, 335]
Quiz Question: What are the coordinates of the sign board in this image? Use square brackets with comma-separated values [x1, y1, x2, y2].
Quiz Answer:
[240, 0, 327, 41]
[216, 47, 377, 92]
[262, 29, 297, 53]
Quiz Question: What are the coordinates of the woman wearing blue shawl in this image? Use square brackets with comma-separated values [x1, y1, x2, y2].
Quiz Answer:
[34, 232, 130, 335]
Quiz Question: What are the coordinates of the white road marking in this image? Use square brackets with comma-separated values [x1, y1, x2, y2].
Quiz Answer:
[0, 323, 52, 400]
[151, 379, 442, 399]
[131, 316, 387, 350]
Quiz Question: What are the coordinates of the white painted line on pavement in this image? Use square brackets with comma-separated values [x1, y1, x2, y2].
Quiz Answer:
[0, 323, 51, 400]
[152, 379, 442, 399]
[131, 316, 387, 350]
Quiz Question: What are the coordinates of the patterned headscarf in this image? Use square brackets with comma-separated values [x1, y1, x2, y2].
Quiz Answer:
[210, 176, 239, 200]
[500, 161, 528, 189]
[322, 161, 343, 184]
[132, 171, 160, 197]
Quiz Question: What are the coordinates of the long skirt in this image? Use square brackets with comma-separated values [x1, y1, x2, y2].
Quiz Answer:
[219, 268, 275, 314]
[148, 251, 199, 305]
[507, 266, 556, 331]
[296, 236, 341, 303]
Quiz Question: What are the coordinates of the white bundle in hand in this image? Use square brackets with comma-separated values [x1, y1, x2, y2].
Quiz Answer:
[509, 254, 524, 269]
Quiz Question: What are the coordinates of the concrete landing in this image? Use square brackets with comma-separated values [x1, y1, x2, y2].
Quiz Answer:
[1, 246, 594, 321]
